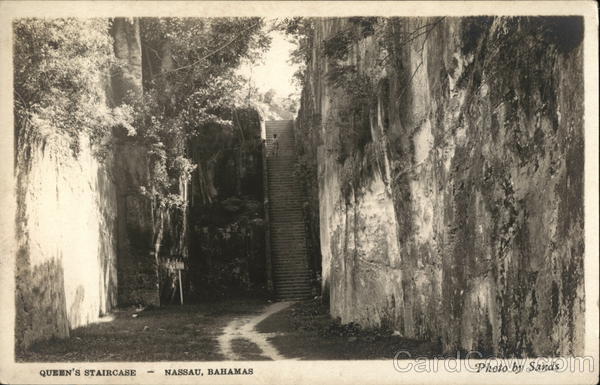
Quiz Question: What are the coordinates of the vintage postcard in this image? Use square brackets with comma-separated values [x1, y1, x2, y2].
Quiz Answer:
[0, 1, 598, 384]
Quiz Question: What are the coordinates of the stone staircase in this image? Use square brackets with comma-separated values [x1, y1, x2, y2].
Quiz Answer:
[265, 120, 313, 300]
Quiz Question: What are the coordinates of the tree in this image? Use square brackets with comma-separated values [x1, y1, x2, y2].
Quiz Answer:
[13, 18, 134, 156]
[133, 18, 271, 209]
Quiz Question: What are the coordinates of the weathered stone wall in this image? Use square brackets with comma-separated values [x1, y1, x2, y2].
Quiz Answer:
[15, 18, 156, 350]
[15, 131, 117, 350]
[296, 17, 584, 356]
[188, 109, 266, 299]
[110, 18, 160, 306]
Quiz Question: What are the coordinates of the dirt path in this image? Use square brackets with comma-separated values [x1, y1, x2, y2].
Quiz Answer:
[217, 301, 294, 360]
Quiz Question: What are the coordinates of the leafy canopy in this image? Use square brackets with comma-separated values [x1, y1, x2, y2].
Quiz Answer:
[13, 18, 134, 155]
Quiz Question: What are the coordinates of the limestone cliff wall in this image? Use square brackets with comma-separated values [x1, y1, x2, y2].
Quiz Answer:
[14, 18, 151, 350]
[15, 131, 117, 350]
[296, 17, 585, 356]
[110, 18, 160, 306]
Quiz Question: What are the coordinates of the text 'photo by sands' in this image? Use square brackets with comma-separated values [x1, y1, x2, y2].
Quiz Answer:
[0, 1, 598, 385]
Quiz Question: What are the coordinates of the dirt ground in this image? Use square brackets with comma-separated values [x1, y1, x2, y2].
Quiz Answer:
[17, 297, 441, 362]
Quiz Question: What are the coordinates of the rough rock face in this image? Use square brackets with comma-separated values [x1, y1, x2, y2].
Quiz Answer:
[296, 17, 584, 356]
[110, 18, 160, 306]
[188, 109, 266, 299]
[15, 132, 117, 350]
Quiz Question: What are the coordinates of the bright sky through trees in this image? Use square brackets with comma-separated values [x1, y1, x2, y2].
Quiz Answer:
[238, 28, 300, 99]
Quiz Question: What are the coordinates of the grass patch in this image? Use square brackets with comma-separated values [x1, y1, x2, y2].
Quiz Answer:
[17, 298, 268, 362]
[230, 338, 270, 361]
[256, 299, 443, 360]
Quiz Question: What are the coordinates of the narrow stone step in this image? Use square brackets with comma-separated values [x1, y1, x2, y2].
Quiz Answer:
[274, 288, 312, 294]
[273, 268, 310, 274]
[268, 180, 299, 183]
[270, 227, 306, 231]
[271, 231, 306, 235]
[273, 284, 311, 289]
[272, 252, 308, 257]
[271, 243, 306, 249]
[271, 250, 308, 256]
[271, 225, 305, 230]
[272, 260, 308, 265]
[272, 262, 309, 268]
[274, 283, 311, 288]
[274, 279, 311, 284]
[271, 229, 306, 234]
[271, 232, 306, 236]
[273, 266, 309, 271]
[274, 280, 311, 285]
[275, 282, 311, 294]
[270, 222, 305, 227]
[268, 185, 300, 188]
[271, 230, 306, 236]
[271, 252, 304, 256]
[268, 191, 302, 196]
[273, 284, 312, 291]
[270, 229, 306, 235]
[275, 295, 312, 300]
[272, 252, 307, 257]
[271, 249, 308, 254]
[269, 196, 302, 200]
[272, 257, 308, 263]
[272, 273, 310, 279]
[272, 244, 307, 249]
[268, 185, 301, 188]
[269, 215, 305, 220]
[272, 268, 311, 274]
[272, 254, 308, 259]
[274, 286, 311, 292]
[275, 296, 312, 301]
[271, 236, 306, 241]
[269, 197, 298, 202]
[272, 274, 312, 280]
[270, 207, 303, 212]
[270, 220, 305, 224]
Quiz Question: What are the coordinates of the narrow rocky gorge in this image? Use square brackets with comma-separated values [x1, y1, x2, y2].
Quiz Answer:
[10, 15, 587, 361]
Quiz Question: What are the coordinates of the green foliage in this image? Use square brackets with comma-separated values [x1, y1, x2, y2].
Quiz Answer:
[323, 17, 379, 61]
[327, 64, 372, 106]
[276, 17, 313, 65]
[13, 16, 272, 215]
[348, 17, 378, 38]
[275, 17, 313, 88]
[13, 18, 134, 155]
[323, 30, 354, 60]
[327, 62, 374, 161]
[136, 17, 270, 210]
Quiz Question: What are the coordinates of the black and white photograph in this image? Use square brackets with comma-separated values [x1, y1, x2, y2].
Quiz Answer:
[0, 1, 598, 384]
